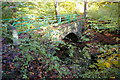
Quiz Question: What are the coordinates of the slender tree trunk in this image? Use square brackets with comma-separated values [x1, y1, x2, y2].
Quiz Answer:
[84, 0, 87, 18]
[81, 0, 88, 33]
[83, 0, 87, 30]
[54, 0, 59, 21]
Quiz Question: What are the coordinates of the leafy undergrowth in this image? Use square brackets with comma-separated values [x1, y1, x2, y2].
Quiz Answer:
[2, 26, 120, 79]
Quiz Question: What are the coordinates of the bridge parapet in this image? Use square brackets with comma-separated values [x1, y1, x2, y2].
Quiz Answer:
[52, 20, 84, 40]
[1, 14, 84, 42]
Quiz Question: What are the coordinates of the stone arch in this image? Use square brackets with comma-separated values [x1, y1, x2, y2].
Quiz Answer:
[62, 32, 79, 42]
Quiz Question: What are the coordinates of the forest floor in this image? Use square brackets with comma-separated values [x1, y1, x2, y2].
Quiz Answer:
[83, 29, 120, 54]
[1, 24, 120, 79]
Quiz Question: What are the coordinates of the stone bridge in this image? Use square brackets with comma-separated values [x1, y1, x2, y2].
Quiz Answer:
[34, 19, 84, 42]
[4, 15, 84, 44]
[58, 20, 83, 38]
[45, 19, 84, 41]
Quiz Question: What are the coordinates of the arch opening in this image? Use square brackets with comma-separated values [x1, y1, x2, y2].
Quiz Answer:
[62, 32, 79, 43]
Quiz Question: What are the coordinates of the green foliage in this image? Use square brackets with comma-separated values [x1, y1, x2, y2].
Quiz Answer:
[80, 68, 120, 78]
[59, 2, 76, 14]
[87, 2, 119, 31]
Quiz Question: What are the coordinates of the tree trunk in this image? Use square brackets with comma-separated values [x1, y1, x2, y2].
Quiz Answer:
[54, 0, 59, 22]
[83, 0, 87, 32]
[84, 0, 87, 18]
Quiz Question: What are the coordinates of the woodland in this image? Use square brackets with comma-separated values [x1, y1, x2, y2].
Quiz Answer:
[1, 0, 120, 79]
